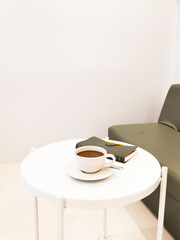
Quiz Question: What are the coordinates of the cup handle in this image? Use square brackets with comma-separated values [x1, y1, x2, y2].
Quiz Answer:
[104, 154, 116, 167]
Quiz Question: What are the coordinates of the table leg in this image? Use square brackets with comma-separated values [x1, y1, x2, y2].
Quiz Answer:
[56, 197, 65, 240]
[33, 196, 39, 240]
[103, 208, 107, 238]
[100, 209, 107, 240]
[157, 166, 168, 240]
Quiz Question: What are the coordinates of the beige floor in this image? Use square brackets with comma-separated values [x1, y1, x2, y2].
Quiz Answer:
[0, 162, 174, 240]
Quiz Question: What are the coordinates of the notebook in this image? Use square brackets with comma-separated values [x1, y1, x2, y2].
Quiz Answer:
[76, 136, 138, 163]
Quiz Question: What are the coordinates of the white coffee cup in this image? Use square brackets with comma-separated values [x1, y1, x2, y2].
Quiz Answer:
[75, 146, 116, 173]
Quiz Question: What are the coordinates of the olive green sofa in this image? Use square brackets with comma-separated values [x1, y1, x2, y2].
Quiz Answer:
[108, 84, 180, 240]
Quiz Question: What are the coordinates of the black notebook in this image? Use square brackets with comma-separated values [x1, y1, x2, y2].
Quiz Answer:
[76, 136, 138, 163]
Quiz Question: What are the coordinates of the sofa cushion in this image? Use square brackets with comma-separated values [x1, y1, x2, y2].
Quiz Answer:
[158, 84, 180, 131]
[108, 123, 180, 203]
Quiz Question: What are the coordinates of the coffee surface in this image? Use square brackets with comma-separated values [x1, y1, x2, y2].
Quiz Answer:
[77, 150, 104, 158]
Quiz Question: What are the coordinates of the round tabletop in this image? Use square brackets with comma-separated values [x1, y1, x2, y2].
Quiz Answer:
[20, 139, 161, 209]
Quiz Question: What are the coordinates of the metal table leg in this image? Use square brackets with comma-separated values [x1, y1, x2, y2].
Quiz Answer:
[34, 196, 39, 240]
[157, 166, 168, 240]
[56, 197, 65, 240]
[100, 208, 108, 240]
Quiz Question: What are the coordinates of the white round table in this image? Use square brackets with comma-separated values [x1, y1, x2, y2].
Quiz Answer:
[20, 139, 167, 240]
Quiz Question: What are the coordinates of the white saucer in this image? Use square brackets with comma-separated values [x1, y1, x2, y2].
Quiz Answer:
[66, 162, 114, 181]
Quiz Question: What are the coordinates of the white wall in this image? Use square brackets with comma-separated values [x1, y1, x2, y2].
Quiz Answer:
[172, 0, 180, 84]
[0, 0, 177, 162]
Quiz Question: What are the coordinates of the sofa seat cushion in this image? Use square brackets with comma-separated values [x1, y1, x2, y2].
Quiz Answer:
[108, 123, 180, 203]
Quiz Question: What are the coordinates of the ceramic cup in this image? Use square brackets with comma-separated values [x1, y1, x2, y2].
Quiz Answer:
[75, 146, 116, 173]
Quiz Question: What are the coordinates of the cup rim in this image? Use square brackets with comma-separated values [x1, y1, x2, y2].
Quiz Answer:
[75, 146, 107, 158]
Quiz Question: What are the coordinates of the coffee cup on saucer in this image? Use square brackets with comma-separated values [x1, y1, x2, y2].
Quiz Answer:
[75, 146, 116, 173]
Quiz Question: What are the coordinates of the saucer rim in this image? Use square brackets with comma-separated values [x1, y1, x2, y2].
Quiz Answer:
[66, 162, 114, 181]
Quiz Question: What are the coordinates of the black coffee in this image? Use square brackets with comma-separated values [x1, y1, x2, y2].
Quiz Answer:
[77, 150, 104, 158]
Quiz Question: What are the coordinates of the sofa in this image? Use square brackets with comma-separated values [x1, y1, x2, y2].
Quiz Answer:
[108, 84, 180, 240]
